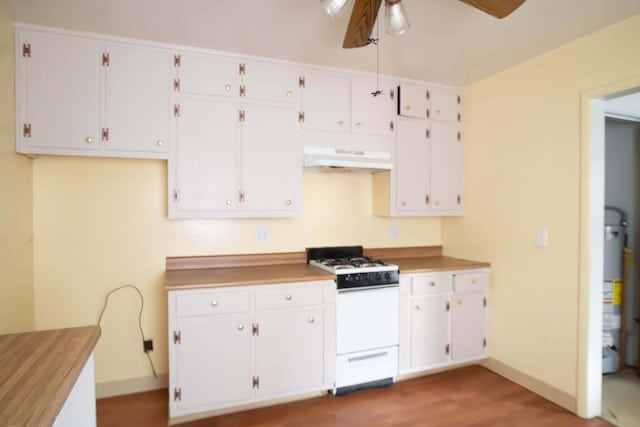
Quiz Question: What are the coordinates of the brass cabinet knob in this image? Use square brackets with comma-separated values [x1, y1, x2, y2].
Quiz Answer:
[436, 110, 441, 116]
[286, 91, 293, 97]
[156, 140, 163, 146]
[401, 201, 407, 206]
[356, 122, 363, 128]
[430, 282, 436, 287]
[211, 300, 218, 307]
[416, 305, 423, 310]
[337, 120, 344, 127]
[308, 317, 315, 324]
[237, 324, 244, 331]
[472, 278, 477, 284]
[435, 201, 440, 207]
[404, 105, 411, 111]
[457, 299, 463, 305]
[285, 295, 292, 301]
[225, 200, 232, 206]
[225, 84, 231, 91]
[85, 137, 92, 143]
[286, 200, 292, 206]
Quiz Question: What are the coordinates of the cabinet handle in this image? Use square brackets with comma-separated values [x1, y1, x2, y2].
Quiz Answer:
[356, 122, 363, 128]
[401, 201, 407, 207]
[308, 317, 315, 324]
[85, 137, 92, 144]
[225, 84, 231, 91]
[416, 305, 422, 310]
[287, 91, 293, 97]
[211, 300, 218, 307]
[225, 200, 232, 206]
[337, 120, 344, 127]
[156, 140, 163, 147]
[285, 295, 292, 301]
[237, 324, 244, 331]
[286, 200, 292, 206]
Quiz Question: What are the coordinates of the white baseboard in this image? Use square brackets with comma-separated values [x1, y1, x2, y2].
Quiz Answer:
[482, 358, 577, 413]
[96, 373, 168, 399]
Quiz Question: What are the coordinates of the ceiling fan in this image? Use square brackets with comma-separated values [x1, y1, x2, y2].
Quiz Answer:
[322, 0, 527, 48]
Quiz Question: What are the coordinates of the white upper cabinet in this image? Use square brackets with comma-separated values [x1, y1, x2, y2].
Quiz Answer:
[395, 120, 430, 213]
[17, 30, 103, 154]
[177, 52, 240, 97]
[241, 60, 301, 104]
[430, 87, 462, 122]
[350, 78, 397, 136]
[430, 122, 463, 211]
[397, 82, 429, 119]
[103, 42, 171, 155]
[300, 69, 350, 132]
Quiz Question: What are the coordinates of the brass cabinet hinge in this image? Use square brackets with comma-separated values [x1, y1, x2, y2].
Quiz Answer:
[239, 110, 245, 122]
[252, 376, 260, 389]
[445, 344, 450, 355]
[23, 123, 32, 138]
[390, 88, 395, 100]
[389, 121, 395, 132]
[22, 43, 31, 58]
[483, 297, 487, 307]
[458, 113, 462, 122]
[425, 129, 430, 139]
[457, 94, 461, 104]
[101, 128, 109, 141]
[173, 190, 181, 203]
[102, 53, 110, 66]
[173, 104, 181, 117]
[483, 338, 487, 348]
[457, 195, 462, 205]
[298, 111, 305, 123]
[298, 76, 305, 88]
[173, 330, 181, 344]
[173, 387, 182, 401]
[173, 78, 181, 91]
[445, 301, 450, 312]
[426, 90, 430, 100]
[174, 54, 181, 67]
[239, 85, 246, 97]
[426, 109, 430, 119]
[239, 63, 246, 75]
[457, 131, 462, 141]
[425, 194, 430, 205]
[251, 323, 259, 335]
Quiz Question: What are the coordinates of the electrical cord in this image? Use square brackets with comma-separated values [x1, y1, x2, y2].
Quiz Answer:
[97, 284, 158, 378]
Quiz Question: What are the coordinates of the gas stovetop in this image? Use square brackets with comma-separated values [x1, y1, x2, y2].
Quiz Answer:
[310, 256, 397, 274]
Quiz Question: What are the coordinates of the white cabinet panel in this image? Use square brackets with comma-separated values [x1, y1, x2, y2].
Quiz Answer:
[451, 292, 486, 361]
[178, 52, 240, 97]
[395, 120, 430, 213]
[430, 87, 462, 122]
[241, 104, 301, 213]
[255, 309, 324, 397]
[430, 122, 463, 211]
[351, 78, 397, 136]
[175, 314, 253, 411]
[17, 30, 102, 153]
[300, 69, 349, 132]
[172, 97, 240, 214]
[398, 82, 429, 119]
[242, 60, 300, 104]
[410, 294, 451, 367]
[104, 42, 171, 154]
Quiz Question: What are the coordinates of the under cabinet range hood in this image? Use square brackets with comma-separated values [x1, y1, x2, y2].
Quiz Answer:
[303, 147, 393, 171]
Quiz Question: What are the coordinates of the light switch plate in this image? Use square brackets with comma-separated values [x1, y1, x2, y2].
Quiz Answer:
[536, 228, 548, 247]
[389, 226, 400, 239]
[255, 228, 270, 242]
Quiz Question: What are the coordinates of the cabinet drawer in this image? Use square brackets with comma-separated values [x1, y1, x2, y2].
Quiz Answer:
[336, 346, 398, 388]
[256, 284, 323, 311]
[412, 273, 451, 295]
[176, 290, 250, 318]
[453, 271, 489, 293]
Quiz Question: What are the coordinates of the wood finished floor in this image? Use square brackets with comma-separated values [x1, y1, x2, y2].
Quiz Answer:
[97, 366, 612, 427]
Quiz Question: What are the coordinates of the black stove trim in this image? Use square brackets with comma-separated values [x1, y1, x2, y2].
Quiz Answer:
[306, 246, 364, 263]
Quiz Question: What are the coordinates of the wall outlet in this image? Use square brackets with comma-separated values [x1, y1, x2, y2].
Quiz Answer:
[389, 226, 400, 239]
[255, 228, 270, 242]
[536, 228, 548, 247]
[143, 339, 153, 353]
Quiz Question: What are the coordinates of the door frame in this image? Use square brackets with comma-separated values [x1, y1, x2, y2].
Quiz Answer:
[577, 76, 640, 417]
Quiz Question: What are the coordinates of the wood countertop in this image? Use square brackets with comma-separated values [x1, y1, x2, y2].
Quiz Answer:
[388, 256, 490, 273]
[166, 263, 335, 290]
[0, 325, 101, 427]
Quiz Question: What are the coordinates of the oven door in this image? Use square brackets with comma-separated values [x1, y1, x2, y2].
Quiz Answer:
[336, 284, 399, 355]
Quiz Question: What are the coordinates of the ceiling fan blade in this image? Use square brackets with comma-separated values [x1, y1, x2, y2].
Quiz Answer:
[459, 0, 526, 19]
[343, 0, 384, 49]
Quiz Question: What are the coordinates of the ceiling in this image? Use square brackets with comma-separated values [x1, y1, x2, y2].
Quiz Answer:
[5, 0, 640, 86]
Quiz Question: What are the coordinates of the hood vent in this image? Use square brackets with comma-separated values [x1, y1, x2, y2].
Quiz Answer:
[303, 147, 393, 171]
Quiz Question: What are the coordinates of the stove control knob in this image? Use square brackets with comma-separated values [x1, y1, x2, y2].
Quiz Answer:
[375, 272, 382, 281]
[384, 272, 391, 280]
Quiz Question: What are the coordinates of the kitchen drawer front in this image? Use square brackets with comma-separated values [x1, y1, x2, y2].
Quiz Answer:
[412, 272, 452, 295]
[453, 270, 489, 293]
[335, 346, 398, 388]
[255, 283, 323, 311]
[176, 289, 251, 318]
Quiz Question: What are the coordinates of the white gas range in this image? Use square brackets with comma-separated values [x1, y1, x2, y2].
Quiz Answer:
[307, 246, 400, 395]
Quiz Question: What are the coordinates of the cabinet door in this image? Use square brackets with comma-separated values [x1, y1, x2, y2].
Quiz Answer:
[351, 78, 397, 136]
[430, 87, 462, 122]
[300, 70, 349, 132]
[242, 60, 300, 104]
[104, 42, 171, 155]
[430, 122, 463, 212]
[451, 292, 487, 361]
[174, 314, 253, 411]
[410, 294, 451, 367]
[178, 52, 240, 97]
[240, 104, 301, 214]
[395, 120, 430, 212]
[17, 30, 102, 153]
[171, 97, 240, 216]
[255, 309, 324, 397]
[398, 83, 429, 119]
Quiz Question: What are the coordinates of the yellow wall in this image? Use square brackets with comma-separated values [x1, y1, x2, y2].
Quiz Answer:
[443, 14, 640, 397]
[0, 1, 34, 334]
[32, 157, 440, 384]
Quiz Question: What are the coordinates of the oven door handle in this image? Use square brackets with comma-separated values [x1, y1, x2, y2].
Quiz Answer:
[348, 351, 389, 363]
[337, 284, 399, 293]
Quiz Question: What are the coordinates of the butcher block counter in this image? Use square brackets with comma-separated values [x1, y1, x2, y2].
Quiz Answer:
[0, 325, 100, 426]
[165, 246, 489, 289]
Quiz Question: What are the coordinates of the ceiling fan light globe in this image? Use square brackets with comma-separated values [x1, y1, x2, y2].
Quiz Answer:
[321, 0, 353, 19]
[385, 0, 411, 36]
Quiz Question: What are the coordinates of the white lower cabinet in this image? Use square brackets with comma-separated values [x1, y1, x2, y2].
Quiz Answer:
[399, 269, 489, 375]
[168, 280, 335, 421]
